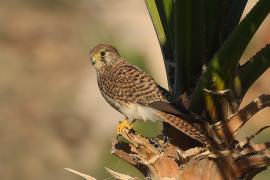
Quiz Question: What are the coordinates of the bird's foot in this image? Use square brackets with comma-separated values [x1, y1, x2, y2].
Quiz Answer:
[116, 119, 135, 143]
[116, 119, 133, 136]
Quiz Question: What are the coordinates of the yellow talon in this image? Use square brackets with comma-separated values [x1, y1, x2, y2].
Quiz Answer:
[116, 119, 133, 135]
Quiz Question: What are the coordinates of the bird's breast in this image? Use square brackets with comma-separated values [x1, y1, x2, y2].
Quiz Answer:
[121, 103, 161, 122]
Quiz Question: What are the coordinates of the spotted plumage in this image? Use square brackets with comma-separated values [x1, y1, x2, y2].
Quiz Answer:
[89, 43, 209, 145]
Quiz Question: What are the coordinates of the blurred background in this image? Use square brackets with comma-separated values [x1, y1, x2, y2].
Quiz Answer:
[0, 0, 269, 179]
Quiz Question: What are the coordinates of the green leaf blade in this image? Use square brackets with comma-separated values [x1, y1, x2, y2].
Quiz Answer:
[235, 44, 270, 99]
[145, 0, 175, 92]
[174, 0, 205, 96]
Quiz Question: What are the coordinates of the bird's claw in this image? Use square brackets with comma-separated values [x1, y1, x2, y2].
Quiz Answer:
[116, 119, 133, 136]
[116, 119, 135, 143]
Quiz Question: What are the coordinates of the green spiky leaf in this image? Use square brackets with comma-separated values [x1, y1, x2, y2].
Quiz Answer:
[234, 44, 270, 99]
[191, 0, 270, 113]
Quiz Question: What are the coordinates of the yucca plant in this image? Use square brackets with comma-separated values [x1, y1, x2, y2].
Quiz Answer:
[105, 0, 270, 179]
[67, 0, 270, 179]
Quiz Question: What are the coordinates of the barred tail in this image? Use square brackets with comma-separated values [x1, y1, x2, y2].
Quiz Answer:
[158, 112, 209, 145]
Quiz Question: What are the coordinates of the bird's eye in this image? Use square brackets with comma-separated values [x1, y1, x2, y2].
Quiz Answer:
[100, 51, 106, 56]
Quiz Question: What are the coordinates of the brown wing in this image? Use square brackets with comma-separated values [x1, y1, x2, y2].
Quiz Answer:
[107, 61, 193, 120]
[113, 62, 186, 116]
[108, 62, 170, 105]
[145, 85, 189, 117]
[147, 86, 205, 125]
[148, 101, 183, 116]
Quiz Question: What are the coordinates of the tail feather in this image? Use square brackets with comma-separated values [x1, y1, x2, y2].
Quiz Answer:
[158, 112, 210, 145]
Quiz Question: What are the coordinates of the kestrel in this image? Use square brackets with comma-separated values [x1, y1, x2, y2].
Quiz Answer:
[89, 44, 209, 145]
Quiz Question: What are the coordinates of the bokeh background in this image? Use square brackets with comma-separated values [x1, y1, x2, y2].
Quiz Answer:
[0, 0, 269, 179]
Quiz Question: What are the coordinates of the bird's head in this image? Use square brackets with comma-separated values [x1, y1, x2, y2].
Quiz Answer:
[89, 44, 120, 69]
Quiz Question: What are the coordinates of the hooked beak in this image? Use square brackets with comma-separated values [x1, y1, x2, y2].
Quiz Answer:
[91, 58, 96, 65]
[91, 54, 99, 65]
